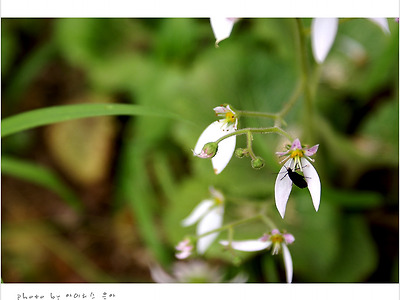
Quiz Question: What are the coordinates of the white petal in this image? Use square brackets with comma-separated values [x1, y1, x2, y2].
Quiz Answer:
[181, 200, 214, 227]
[194, 121, 224, 154]
[210, 18, 236, 45]
[301, 158, 321, 212]
[275, 160, 293, 218]
[212, 132, 236, 174]
[282, 244, 293, 283]
[220, 240, 271, 252]
[196, 206, 224, 254]
[368, 18, 390, 34]
[194, 120, 236, 174]
[311, 18, 339, 63]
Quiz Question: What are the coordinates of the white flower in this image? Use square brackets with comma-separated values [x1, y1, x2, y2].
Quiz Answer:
[220, 229, 295, 283]
[275, 138, 320, 218]
[210, 18, 239, 46]
[181, 187, 225, 254]
[193, 105, 238, 174]
[312, 18, 390, 63]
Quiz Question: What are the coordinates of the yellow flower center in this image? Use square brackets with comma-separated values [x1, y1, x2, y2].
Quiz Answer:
[290, 149, 304, 159]
[270, 234, 284, 244]
[214, 196, 224, 205]
[225, 111, 236, 124]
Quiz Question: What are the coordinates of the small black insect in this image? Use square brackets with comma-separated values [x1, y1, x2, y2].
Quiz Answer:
[282, 167, 308, 189]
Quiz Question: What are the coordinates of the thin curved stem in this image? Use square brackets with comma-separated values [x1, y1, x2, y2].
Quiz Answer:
[246, 132, 257, 160]
[236, 110, 278, 119]
[215, 127, 293, 144]
[195, 214, 263, 240]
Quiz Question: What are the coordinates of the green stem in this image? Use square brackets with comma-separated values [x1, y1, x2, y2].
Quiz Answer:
[246, 132, 257, 160]
[260, 213, 278, 230]
[236, 110, 278, 119]
[195, 214, 263, 240]
[295, 18, 314, 140]
[215, 127, 293, 144]
[277, 80, 304, 120]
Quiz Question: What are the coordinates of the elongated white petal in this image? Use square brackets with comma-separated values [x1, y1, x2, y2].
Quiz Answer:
[181, 200, 214, 227]
[194, 120, 236, 174]
[220, 239, 271, 252]
[282, 244, 293, 283]
[196, 206, 224, 254]
[311, 18, 339, 63]
[368, 18, 390, 34]
[301, 158, 321, 212]
[212, 133, 236, 174]
[210, 18, 236, 45]
[275, 160, 293, 218]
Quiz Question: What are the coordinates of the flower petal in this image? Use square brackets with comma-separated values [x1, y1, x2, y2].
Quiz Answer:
[282, 244, 293, 283]
[290, 138, 302, 150]
[311, 18, 339, 63]
[212, 128, 236, 175]
[194, 120, 236, 174]
[210, 18, 237, 46]
[368, 18, 390, 34]
[196, 206, 224, 254]
[194, 121, 225, 155]
[283, 233, 295, 245]
[181, 200, 214, 227]
[301, 158, 321, 212]
[304, 144, 319, 157]
[220, 239, 271, 252]
[275, 160, 293, 218]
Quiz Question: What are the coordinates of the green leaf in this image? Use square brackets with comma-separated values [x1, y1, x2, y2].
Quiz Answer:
[1, 156, 82, 212]
[1, 103, 190, 138]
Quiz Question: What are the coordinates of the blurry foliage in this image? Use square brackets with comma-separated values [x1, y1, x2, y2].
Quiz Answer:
[1, 18, 399, 283]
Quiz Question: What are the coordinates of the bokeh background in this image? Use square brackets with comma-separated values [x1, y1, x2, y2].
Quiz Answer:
[1, 18, 399, 283]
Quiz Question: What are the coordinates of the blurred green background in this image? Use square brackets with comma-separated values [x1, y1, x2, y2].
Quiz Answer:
[1, 18, 398, 283]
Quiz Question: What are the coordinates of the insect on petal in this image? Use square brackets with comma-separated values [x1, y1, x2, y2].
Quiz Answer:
[275, 160, 293, 218]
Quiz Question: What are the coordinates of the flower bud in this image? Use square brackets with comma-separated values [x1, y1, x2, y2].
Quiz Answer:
[194, 142, 218, 158]
[251, 156, 265, 169]
[235, 148, 248, 158]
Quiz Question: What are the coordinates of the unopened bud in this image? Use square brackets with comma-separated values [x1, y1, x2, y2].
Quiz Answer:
[251, 157, 265, 169]
[194, 142, 218, 158]
[235, 148, 248, 158]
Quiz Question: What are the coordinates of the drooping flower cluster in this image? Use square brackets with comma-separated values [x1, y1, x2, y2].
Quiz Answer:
[193, 105, 238, 174]
[220, 229, 295, 283]
[275, 138, 321, 218]
[181, 187, 225, 254]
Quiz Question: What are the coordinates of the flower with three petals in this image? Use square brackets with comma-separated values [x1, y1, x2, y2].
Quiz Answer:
[275, 138, 321, 218]
[181, 187, 225, 254]
[220, 229, 295, 283]
[193, 105, 238, 174]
